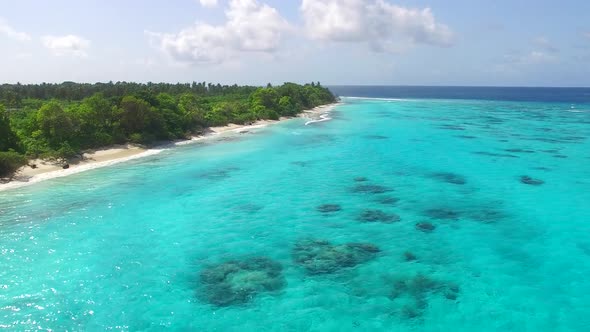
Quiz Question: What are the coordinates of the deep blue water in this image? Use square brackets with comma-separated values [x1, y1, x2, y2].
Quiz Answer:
[1, 88, 590, 331]
[329, 86, 590, 103]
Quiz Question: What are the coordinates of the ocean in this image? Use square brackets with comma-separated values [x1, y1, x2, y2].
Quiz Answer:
[1, 87, 590, 331]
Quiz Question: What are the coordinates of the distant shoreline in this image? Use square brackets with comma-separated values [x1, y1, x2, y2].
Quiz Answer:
[0, 103, 340, 192]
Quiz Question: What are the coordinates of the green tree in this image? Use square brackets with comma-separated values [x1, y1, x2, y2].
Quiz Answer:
[68, 95, 115, 148]
[156, 93, 177, 111]
[0, 104, 21, 151]
[250, 88, 279, 112]
[36, 101, 73, 148]
[117, 96, 152, 135]
[82, 93, 114, 131]
[156, 93, 184, 138]
[0, 151, 27, 178]
[205, 103, 232, 126]
[278, 96, 296, 116]
[178, 93, 207, 129]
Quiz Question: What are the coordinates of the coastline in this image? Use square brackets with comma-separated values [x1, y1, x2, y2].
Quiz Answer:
[0, 103, 340, 192]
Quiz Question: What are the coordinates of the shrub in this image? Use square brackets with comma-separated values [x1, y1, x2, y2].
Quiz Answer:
[56, 142, 78, 160]
[129, 133, 144, 144]
[0, 151, 27, 178]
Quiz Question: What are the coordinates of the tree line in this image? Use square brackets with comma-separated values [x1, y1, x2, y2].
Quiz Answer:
[0, 82, 336, 178]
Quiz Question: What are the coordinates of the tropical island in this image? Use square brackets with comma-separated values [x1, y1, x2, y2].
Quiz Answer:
[0, 82, 336, 179]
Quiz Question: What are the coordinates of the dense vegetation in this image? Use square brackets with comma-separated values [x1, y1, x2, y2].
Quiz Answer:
[0, 81, 336, 178]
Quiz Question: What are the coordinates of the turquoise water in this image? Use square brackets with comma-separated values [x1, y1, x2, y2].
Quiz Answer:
[1, 97, 590, 331]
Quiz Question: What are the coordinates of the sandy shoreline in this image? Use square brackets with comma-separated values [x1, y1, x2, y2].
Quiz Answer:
[0, 103, 340, 192]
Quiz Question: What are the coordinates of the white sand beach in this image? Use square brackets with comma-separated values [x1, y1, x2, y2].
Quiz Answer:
[0, 103, 340, 192]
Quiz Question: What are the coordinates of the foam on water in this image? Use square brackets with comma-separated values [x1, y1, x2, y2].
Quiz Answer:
[1, 96, 590, 331]
[0, 149, 164, 192]
[305, 113, 332, 125]
[343, 96, 413, 102]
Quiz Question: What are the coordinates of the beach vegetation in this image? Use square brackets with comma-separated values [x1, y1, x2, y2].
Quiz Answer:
[0, 82, 336, 177]
[0, 105, 21, 152]
[0, 151, 27, 178]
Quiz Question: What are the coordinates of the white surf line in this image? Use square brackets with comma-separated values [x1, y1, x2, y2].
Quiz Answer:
[305, 113, 332, 126]
[342, 96, 411, 102]
[340, 96, 473, 103]
[302, 103, 341, 126]
[0, 149, 164, 192]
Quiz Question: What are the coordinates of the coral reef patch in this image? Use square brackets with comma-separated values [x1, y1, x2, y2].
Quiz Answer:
[317, 204, 342, 213]
[520, 176, 544, 186]
[198, 257, 286, 306]
[388, 274, 460, 319]
[351, 184, 393, 194]
[357, 209, 401, 223]
[430, 172, 467, 185]
[376, 196, 400, 205]
[423, 208, 460, 220]
[416, 222, 436, 233]
[292, 239, 380, 275]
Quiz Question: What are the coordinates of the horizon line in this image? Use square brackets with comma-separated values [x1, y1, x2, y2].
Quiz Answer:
[1, 81, 589, 89]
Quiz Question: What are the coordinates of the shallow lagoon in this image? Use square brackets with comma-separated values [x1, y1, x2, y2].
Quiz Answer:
[1, 96, 590, 331]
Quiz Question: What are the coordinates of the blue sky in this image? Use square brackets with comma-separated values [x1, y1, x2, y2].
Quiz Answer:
[1, 0, 589, 86]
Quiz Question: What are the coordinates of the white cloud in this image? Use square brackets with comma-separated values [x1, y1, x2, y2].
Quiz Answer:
[147, 24, 231, 64]
[42, 35, 90, 57]
[533, 37, 558, 53]
[525, 51, 557, 64]
[198, 0, 218, 7]
[149, 0, 290, 65]
[226, 0, 289, 51]
[0, 18, 31, 41]
[300, 0, 453, 52]
[503, 51, 557, 66]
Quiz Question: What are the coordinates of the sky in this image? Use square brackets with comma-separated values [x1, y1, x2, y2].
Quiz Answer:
[1, 0, 589, 87]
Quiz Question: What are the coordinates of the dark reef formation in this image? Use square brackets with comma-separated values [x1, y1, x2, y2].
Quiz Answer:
[423, 208, 460, 220]
[292, 239, 380, 275]
[291, 161, 307, 167]
[504, 148, 535, 154]
[351, 184, 392, 194]
[298, 134, 337, 146]
[376, 196, 400, 205]
[233, 203, 263, 214]
[520, 175, 544, 186]
[199, 166, 240, 180]
[467, 208, 505, 224]
[317, 204, 342, 213]
[403, 251, 417, 262]
[437, 124, 466, 131]
[357, 209, 401, 223]
[198, 257, 286, 306]
[430, 172, 466, 185]
[388, 274, 460, 319]
[472, 151, 519, 158]
[415, 222, 436, 233]
[363, 135, 389, 140]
